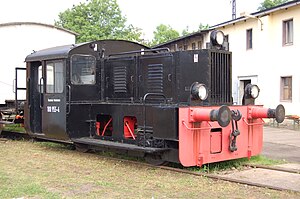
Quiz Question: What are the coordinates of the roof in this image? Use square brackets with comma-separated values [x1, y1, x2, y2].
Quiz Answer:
[25, 40, 150, 62]
[25, 44, 80, 62]
[156, 0, 300, 48]
[153, 29, 210, 48]
[0, 22, 78, 36]
[211, 0, 300, 29]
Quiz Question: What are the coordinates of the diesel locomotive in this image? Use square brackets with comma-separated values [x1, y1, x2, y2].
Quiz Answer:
[19, 30, 285, 166]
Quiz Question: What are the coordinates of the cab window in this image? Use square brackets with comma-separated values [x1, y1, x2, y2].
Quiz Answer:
[71, 55, 96, 85]
[46, 61, 64, 93]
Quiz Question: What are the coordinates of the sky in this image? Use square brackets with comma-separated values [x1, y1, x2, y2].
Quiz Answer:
[0, 0, 262, 40]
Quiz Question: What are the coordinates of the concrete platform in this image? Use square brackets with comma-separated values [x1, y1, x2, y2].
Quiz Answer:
[219, 167, 300, 192]
[262, 126, 300, 163]
[219, 126, 300, 192]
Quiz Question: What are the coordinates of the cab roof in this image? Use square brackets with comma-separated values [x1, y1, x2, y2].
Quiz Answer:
[25, 40, 150, 62]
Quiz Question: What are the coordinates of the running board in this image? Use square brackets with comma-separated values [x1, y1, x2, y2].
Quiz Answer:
[72, 137, 168, 153]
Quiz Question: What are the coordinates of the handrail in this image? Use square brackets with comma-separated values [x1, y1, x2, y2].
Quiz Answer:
[143, 93, 167, 147]
[27, 78, 31, 108]
[66, 85, 71, 114]
[242, 117, 265, 126]
[39, 77, 44, 109]
[182, 121, 212, 131]
[14, 67, 27, 112]
[143, 93, 167, 104]
[108, 48, 170, 57]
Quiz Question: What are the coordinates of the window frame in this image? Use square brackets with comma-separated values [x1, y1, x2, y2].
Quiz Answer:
[282, 18, 293, 46]
[280, 76, 292, 102]
[246, 28, 253, 50]
[70, 54, 96, 85]
[45, 61, 64, 94]
[192, 42, 196, 50]
[197, 41, 202, 50]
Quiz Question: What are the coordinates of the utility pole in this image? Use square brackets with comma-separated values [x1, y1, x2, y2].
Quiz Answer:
[232, 0, 236, 19]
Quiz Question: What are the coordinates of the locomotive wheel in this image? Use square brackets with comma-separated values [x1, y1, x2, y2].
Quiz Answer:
[144, 154, 168, 166]
[75, 143, 89, 153]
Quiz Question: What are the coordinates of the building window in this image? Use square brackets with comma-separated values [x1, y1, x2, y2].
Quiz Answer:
[246, 29, 252, 49]
[192, 43, 196, 50]
[183, 45, 188, 50]
[281, 76, 292, 101]
[197, 41, 202, 49]
[283, 19, 293, 45]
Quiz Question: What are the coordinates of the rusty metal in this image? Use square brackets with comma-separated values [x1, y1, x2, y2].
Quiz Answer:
[244, 164, 300, 174]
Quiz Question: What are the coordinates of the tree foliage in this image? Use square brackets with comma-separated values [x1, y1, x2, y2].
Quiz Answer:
[55, 0, 142, 43]
[181, 26, 190, 36]
[151, 24, 180, 46]
[258, 0, 290, 10]
[198, 23, 210, 31]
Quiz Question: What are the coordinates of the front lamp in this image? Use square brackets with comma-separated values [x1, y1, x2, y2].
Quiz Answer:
[191, 82, 208, 101]
[210, 30, 225, 47]
[245, 84, 260, 99]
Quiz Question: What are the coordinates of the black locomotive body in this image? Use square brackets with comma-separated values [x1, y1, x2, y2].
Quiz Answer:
[23, 31, 285, 166]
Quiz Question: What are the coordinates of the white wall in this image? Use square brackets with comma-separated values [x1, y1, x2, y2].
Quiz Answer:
[0, 23, 76, 104]
[212, 5, 300, 115]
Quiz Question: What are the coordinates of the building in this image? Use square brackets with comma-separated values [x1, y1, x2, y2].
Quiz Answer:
[154, 30, 210, 51]
[157, 0, 300, 116]
[0, 22, 77, 104]
[211, 0, 300, 115]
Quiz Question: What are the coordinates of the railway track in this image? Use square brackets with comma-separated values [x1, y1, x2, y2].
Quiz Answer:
[1, 130, 300, 193]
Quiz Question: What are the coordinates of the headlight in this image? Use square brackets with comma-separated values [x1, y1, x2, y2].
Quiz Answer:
[210, 30, 225, 46]
[245, 84, 260, 99]
[250, 85, 260, 99]
[191, 82, 208, 101]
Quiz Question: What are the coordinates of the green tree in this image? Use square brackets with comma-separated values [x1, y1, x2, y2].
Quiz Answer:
[258, 0, 290, 11]
[198, 23, 210, 31]
[181, 26, 190, 36]
[55, 0, 142, 43]
[151, 24, 180, 46]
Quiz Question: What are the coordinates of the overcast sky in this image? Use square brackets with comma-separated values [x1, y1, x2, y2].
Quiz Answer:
[0, 0, 262, 40]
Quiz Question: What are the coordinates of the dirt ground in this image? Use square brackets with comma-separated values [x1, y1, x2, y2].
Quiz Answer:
[0, 140, 300, 199]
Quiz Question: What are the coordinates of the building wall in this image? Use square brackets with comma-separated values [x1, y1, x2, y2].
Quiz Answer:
[159, 33, 208, 52]
[0, 23, 76, 104]
[214, 4, 300, 115]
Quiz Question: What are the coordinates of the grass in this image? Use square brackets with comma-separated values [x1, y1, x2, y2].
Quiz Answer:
[0, 140, 299, 199]
[0, 170, 59, 199]
[192, 155, 285, 173]
[36, 140, 284, 173]
[2, 124, 25, 132]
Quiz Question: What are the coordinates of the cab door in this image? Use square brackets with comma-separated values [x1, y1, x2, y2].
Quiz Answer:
[41, 60, 69, 140]
[25, 61, 43, 135]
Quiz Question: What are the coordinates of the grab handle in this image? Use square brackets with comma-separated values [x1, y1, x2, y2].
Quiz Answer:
[242, 117, 265, 126]
[66, 85, 71, 114]
[182, 121, 212, 131]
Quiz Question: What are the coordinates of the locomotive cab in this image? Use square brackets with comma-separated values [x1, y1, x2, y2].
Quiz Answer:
[24, 40, 151, 142]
